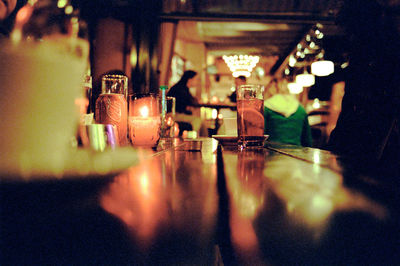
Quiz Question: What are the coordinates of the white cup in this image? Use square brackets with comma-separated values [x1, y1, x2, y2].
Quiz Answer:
[0, 40, 88, 176]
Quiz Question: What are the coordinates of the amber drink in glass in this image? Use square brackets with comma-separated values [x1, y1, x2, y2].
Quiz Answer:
[236, 85, 265, 149]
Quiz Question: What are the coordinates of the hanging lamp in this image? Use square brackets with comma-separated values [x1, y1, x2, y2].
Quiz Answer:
[311, 60, 334, 76]
[287, 82, 303, 94]
[295, 71, 315, 87]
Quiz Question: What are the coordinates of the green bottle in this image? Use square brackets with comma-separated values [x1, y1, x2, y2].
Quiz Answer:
[160, 85, 168, 138]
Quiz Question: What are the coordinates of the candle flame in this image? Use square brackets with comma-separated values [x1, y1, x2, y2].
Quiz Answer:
[140, 106, 149, 117]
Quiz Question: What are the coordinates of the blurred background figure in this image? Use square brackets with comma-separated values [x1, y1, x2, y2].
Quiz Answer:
[326, 80, 345, 137]
[229, 75, 247, 103]
[264, 79, 312, 147]
[167, 70, 203, 135]
[327, 0, 400, 169]
[167, 70, 198, 114]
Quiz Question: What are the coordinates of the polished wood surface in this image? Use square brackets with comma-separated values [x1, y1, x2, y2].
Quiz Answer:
[1, 138, 399, 265]
[1, 139, 220, 265]
[219, 144, 399, 265]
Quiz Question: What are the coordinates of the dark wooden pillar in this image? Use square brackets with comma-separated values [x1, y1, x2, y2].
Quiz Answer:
[130, 0, 162, 95]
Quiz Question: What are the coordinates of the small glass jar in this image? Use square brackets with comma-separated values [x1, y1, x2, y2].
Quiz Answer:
[128, 94, 160, 147]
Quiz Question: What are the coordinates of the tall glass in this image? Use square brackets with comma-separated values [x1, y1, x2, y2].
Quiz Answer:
[101, 74, 128, 100]
[95, 75, 128, 145]
[159, 96, 176, 139]
[236, 85, 265, 149]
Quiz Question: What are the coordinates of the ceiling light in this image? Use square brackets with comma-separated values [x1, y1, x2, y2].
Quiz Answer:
[341, 62, 349, 69]
[287, 82, 303, 94]
[232, 70, 251, 78]
[255, 66, 265, 77]
[311, 60, 334, 76]
[296, 72, 315, 87]
[289, 55, 296, 67]
[223, 54, 259, 78]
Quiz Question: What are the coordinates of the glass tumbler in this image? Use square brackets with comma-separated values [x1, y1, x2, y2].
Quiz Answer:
[95, 75, 128, 145]
[159, 96, 176, 139]
[236, 84, 265, 149]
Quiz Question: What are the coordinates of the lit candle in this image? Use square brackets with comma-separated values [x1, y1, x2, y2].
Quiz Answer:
[129, 95, 160, 147]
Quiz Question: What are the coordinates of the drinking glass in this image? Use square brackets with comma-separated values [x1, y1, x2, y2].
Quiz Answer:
[159, 96, 176, 139]
[95, 75, 128, 145]
[79, 124, 119, 151]
[236, 85, 265, 149]
[101, 74, 128, 99]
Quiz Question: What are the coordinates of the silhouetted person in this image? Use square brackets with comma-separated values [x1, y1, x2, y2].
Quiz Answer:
[167, 70, 203, 134]
[167, 70, 199, 114]
[327, 0, 400, 170]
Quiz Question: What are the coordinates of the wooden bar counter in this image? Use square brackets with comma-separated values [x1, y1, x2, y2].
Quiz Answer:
[1, 138, 399, 265]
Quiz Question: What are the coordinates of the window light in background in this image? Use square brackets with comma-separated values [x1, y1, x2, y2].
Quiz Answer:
[287, 82, 303, 94]
[311, 60, 334, 76]
[295, 71, 315, 87]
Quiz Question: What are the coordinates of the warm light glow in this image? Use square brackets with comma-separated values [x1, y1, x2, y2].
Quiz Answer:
[255, 66, 265, 77]
[313, 149, 321, 164]
[12, 4, 33, 44]
[312, 98, 321, 109]
[287, 82, 303, 94]
[311, 60, 334, 76]
[57, 0, 67, 8]
[139, 106, 149, 117]
[223, 54, 260, 78]
[296, 73, 315, 87]
[211, 109, 218, 119]
[15, 5, 32, 23]
[211, 95, 219, 103]
[64, 5, 73, 14]
[140, 173, 150, 196]
[289, 55, 296, 67]
[232, 70, 251, 77]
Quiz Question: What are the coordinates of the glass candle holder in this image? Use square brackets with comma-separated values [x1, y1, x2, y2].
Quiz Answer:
[129, 94, 161, 147]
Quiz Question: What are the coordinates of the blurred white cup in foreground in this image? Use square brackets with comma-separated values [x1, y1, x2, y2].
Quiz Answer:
[0, 40, 88, 176]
